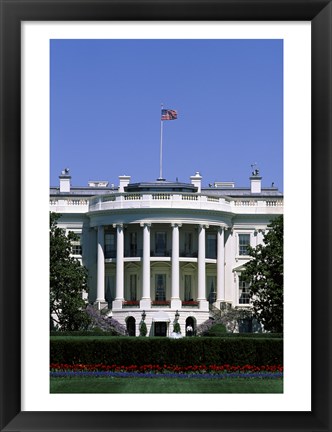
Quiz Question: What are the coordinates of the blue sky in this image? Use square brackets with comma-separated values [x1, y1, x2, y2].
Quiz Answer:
[50, 39, 283, 191]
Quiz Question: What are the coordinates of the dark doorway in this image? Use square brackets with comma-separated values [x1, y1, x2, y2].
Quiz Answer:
[185, 317, 195, 336]
[238, 318, 253, 333]
[154, 322, 167, 336]
[126, 316, 136, 336]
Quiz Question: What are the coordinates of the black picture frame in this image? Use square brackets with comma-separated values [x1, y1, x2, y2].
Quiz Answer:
[0, 1, 331, 431]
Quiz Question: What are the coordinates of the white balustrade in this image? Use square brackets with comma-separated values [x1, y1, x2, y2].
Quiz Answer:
[50, 192, 283, 215]
[152, 193, 171, 200]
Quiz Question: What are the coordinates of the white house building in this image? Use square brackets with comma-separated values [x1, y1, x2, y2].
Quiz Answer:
[50, 169, 283, 336]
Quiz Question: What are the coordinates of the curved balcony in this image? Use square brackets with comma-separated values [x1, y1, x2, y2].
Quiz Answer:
[88, 192, 283, 215]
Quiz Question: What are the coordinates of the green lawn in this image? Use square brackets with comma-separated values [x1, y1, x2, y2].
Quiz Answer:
[50, 377, 283, 393]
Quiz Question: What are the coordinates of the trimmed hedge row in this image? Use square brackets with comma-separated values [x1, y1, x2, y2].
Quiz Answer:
[50, 337, 283, 366]
[50, 331, 120, 337]
[205, 332, 283, 338]
[50, 331, 283, 338]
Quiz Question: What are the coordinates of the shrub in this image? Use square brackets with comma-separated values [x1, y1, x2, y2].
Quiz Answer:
[196, 318, 215, 336]
[173, 322, 181, 334]
[84, 305, 127, 336]
[139, 321, 147, 337]
[206, 323, 227, 336]
[50, 330, 120, 337]
[50, 336, 283, 366]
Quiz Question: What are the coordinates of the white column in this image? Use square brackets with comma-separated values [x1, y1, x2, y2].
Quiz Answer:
[216, 226, 225, 303]
[224, 227, 233, 306]
[198, 224, 209, 309]
[171, 223, 182, 309]
[96, 225, 106, 306]
[140, 223, 151, 308]
[112, 224, 124, 309]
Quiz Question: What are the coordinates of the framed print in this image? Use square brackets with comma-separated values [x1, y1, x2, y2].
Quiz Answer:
[0, 0, 331, 431]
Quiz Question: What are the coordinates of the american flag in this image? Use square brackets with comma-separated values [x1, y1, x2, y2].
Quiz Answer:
[161, 109, 178, 121]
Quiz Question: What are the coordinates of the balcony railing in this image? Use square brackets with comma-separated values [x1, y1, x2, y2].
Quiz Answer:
[88, 192, 283, 215]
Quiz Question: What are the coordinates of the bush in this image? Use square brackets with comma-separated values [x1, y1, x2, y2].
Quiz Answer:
[139, 321, 147, 337]
[84, 305, 127, 336]
[50, 336, 283, 366]
[206, 323, 227, 336]
[50, 331, 122, 337]
[173, 322, 181, 334]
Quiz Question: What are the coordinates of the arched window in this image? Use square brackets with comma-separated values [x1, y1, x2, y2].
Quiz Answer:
[126, 316, 136, 336]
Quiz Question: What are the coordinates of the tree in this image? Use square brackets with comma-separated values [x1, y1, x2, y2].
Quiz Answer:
[241, 215, 283, 333]
[50, 212, 90, 330]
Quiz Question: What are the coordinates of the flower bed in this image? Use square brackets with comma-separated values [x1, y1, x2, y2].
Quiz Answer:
[123, 301, 139, 307]
[50, 363, 283, 379]
[151, 300, 170, 306]
[182, 301, 199, 307]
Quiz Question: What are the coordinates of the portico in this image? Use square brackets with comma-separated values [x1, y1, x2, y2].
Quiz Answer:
[94, 221, 227, 311]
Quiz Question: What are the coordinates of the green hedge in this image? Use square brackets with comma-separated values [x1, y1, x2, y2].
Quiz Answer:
[50, 337, 283, 366]
[204, 332, 283, 338]
[50, 331, 120, 337]
[50, 331, 283, 338]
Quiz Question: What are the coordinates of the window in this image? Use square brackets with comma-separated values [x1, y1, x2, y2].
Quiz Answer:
[71, 233, 82, 255]
[206, 233, 217, 259]
[105, 232, 116, 258]
[206, 276, 216, 303]
[155, 232, 167, 256]
[105, 274, 115, 303]
[155, 274, 166, 301]
[130, 274, 137, 301]
[184, 275, 192, 301]
[239, 279, 250, 304]
[239, 234, 250, 256]
[184, 232, 192, 256]
[130, 232, 137, 257]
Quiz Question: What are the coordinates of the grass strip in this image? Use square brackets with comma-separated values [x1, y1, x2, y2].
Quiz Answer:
[50, 376, 283, 393]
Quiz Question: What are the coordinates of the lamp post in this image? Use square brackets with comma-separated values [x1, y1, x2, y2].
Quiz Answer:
[175, 310, 180, 321]
[142, 310, 146, 321]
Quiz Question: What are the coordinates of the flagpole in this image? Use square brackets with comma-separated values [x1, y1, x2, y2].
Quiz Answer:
[159, 104, 164, 180]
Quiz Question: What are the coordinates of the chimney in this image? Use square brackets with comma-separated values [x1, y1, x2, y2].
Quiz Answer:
[118, 175, 131, 192]
[190, 171, 202, 193]
[59, 168, 71, 192]
[250, 169, 262, 194]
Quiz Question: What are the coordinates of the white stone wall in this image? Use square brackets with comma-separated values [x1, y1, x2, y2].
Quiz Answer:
[50, 187, 282, 335]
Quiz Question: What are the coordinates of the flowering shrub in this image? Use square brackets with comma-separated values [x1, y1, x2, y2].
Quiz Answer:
[85, 305, 128, 336]
[196, 318, 215, 336]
